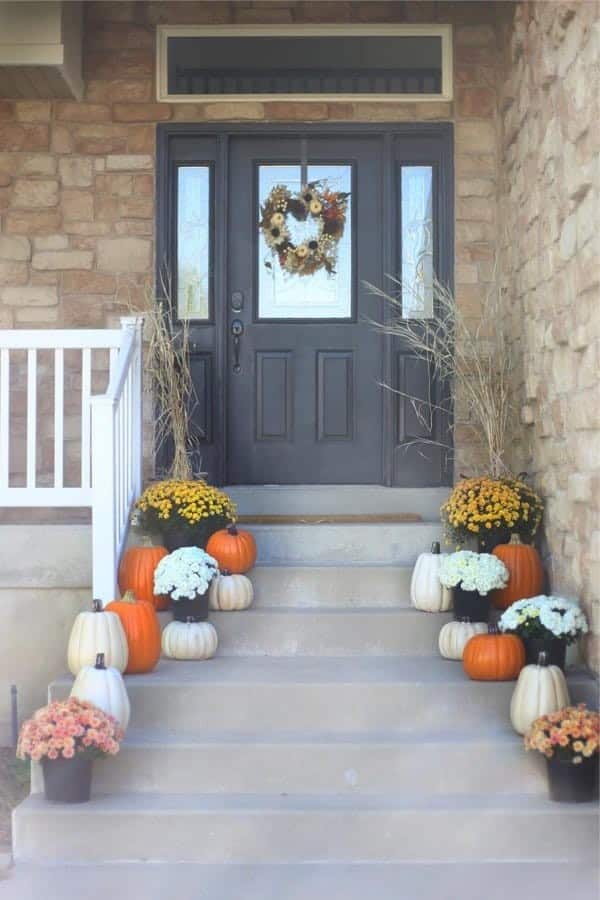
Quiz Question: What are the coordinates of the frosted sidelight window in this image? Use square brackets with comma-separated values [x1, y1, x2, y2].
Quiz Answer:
[401, 166, 434, 318]
[177, 165, 211, 320]
[257, 163, 353, 320]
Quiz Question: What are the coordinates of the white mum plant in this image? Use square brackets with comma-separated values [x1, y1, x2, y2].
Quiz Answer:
[154, 547, 219, 602]
[499, 595, 588, 644]
[439, 550, 508, 595]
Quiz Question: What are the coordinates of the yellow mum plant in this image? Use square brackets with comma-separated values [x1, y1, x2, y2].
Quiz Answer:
[134, 480, 236, 549]
[441, 476, 543, 551]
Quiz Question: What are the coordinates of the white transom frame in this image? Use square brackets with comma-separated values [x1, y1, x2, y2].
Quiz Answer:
[156, 23, 454, 104]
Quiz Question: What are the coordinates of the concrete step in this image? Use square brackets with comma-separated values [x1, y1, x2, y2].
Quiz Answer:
[248, 564, 413, 608]
[210, 608, 452, 656]
[225, 485, 449, 520]
[252, 522, 442, 564]
[13, 791, 599, 863]
[4, 862, 599, 900]
[32, 728, 547, 797]
[50, 658, 595, 735]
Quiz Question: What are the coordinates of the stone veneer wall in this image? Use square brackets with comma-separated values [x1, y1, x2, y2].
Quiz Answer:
[498, 1, 600, 671]
[0, 0, 503, 484]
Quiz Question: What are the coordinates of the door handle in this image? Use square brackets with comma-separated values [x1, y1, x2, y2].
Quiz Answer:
[231, 318, 244, 374]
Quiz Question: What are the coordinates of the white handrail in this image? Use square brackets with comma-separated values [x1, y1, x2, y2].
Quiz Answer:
[0, 317, 144, 606]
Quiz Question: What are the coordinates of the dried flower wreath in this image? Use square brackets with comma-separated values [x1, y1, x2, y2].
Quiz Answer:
[259, 180, 349, 277]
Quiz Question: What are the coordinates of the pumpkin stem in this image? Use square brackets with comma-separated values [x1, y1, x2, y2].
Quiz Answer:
[537, 651, 548, 667]
[95, 653, 106, 670]
[185, 616, 195, 624]
[227, 525, 238, 536]
[509, 534, 522, 545]
[121, 590, 138, 604]
[460, 617, 472, 624]
[431, 541, 441, 554]
[92, 599, 102, 613]
[221, 568, 231, 577]
[487, 624, 499, 635]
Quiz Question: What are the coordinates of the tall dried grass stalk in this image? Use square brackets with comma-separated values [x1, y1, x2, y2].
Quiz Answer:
[367, 271, 514, 478]
[140, 270, 199, 481]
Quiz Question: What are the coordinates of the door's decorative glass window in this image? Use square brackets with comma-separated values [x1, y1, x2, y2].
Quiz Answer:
[177, 165, 211, 320]
[257, 164, 353, 320]
[400, 166, 434, 318]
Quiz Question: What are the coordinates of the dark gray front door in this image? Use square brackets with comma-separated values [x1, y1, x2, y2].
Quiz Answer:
[226, 135, 383, 484]
[159, 123, 453, 487]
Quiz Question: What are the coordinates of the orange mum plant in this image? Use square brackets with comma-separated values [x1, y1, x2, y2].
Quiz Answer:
[525, 704, 599, 764]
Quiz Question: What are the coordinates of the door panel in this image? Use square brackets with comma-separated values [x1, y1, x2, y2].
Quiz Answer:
[226, 135, 383, 484]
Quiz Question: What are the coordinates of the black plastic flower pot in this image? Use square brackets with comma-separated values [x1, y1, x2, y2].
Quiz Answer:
[162, 526, 208, 552]
[42, 754, 92, 804]
[172, 590, 210, 622]
[546, 754, 599, 803]
[162, 517, 229, 552]
[524, 637, 567, 671]
[453, 588, 490, 623]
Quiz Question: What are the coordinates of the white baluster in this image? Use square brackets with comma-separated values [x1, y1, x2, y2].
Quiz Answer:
[26, 349, 37, 489]
[81, 347, 91, 489]
[54, 348, 64, 489]
[0, 348, 9, 488]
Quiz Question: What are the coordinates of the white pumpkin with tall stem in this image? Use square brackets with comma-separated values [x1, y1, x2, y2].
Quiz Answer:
[67, 600, 128, 676]
[70, 653, 131, 731]
[510, 651, 570, 736]
[410, 542, 453, 612]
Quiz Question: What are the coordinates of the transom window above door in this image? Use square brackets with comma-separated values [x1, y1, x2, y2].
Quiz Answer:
[157, 25, 453, 103]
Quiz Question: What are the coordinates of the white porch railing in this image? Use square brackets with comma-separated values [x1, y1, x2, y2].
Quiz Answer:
[0, 317, 144, 605]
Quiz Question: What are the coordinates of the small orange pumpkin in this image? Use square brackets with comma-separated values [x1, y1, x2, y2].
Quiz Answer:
[118, 541, 169, 611]
[206, 525, 257, 574]
[492, 534, 544, 610]
[463, 626, 526, 681]
[105, 590, 161, 674]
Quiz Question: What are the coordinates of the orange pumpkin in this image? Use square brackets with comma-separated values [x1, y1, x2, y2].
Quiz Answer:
[118, 542, 169, 611]
[463, 626, 526, 681]
[492, 534, 544, 610]
[206, 525, 257, 574]
[105, 590, 161, 674]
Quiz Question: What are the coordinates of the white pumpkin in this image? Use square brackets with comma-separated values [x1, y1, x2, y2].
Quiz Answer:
[410, 542, 453, 612]
[161, 619, 218, 660]
[209, 572, 254, 611]
[67, 599, 128, 676]
[70, 652, 130, 730]
[510, 652, 570, 736]
[438, 619, 488, 660]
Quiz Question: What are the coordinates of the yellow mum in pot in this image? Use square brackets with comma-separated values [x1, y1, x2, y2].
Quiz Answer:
[134, 480, 236, 552]
[441, 476, 543, 552]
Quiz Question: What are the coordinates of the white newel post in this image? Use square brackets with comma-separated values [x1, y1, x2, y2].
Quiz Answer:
[91, 394, 118, 606]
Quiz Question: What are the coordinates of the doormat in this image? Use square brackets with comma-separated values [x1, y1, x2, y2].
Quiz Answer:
[237, 513, 423, 525]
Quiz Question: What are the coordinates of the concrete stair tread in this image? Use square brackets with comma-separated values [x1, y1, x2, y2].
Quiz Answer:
[215, 606, 425, 615]
[18, 790, 600, 814]
[119, 724, 525, 745]
[250, 562, 413, 569]
[15, 789, 598, 863]
[51, 656, 592, 687]
[225, 485, 449, 520]
[6, 862, 597, 900]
